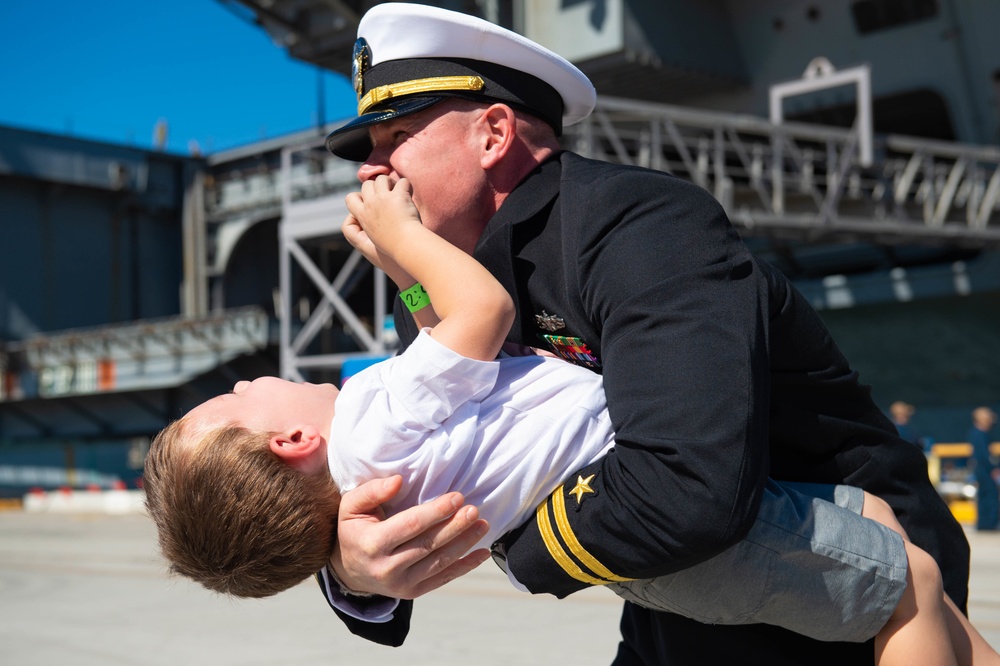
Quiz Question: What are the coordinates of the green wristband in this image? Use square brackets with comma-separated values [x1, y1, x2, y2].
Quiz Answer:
[400, 283, 431, 313]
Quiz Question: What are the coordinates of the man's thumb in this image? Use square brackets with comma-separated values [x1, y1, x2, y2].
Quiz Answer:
[341, 475, 403, 515]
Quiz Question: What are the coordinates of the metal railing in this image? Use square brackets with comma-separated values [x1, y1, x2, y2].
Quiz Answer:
[1, 307, 269, 400]
[205, 96, 1000, 248]
[257, 97, 1000, 379]
[566, 96, 1000, 246]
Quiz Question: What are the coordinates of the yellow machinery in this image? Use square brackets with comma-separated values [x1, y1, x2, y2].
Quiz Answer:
[927, 442, 1000, 525]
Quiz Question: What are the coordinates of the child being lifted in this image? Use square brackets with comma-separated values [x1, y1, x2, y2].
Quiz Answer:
[144, 175, 999, 666]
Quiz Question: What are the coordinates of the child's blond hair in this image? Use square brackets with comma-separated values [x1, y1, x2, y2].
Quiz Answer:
[144, 417, 341, 598]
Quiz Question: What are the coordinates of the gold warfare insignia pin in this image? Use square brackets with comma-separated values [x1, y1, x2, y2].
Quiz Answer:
[568, 474, 596, 506]
[352, 38, 371, 99]
[535, 310, 565, 332]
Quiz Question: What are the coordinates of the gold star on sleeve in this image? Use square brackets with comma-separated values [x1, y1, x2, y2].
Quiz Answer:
[567, 474, 596, 506]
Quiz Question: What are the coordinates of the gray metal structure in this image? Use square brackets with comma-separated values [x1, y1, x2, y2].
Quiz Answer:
[0, 129, 278, 445]
[0, 309, 268, 439]
[572, 95, 1000, 246]
[267, 89, 1000, 380]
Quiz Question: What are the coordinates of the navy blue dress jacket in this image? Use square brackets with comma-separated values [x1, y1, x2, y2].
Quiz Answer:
[340, 152, 969, 664]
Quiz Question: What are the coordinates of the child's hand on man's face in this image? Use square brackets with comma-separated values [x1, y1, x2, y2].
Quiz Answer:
[346, 176, 422, 255]
[343, 176, 422, 287]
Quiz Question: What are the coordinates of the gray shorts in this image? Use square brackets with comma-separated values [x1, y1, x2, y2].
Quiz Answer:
[610, 480, 908, 643]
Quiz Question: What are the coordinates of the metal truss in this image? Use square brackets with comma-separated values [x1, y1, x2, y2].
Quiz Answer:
[566, 96, 1000, 247]
[211, 95, 1000, 253]
[277, 136, 396, 382]
[267, 96, 1000, 378]
[1, 307, 268, 401]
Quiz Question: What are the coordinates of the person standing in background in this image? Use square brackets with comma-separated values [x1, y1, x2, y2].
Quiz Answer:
[969, 407, 999, 532]
[890, 401, 931, 452]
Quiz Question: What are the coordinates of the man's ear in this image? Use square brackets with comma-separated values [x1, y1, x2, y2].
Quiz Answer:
[480, 103, 517, 170]
[268, 425, 322, 462]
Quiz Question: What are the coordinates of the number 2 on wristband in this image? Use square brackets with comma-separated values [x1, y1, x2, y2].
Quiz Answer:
[401, 283, 430, 313]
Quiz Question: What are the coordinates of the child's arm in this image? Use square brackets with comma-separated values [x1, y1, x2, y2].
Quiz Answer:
[341, 197, 442, 332]
[343, 176, 514, 362]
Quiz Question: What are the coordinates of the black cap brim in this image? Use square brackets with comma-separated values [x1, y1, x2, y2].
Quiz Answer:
[325, 97, 444, 162]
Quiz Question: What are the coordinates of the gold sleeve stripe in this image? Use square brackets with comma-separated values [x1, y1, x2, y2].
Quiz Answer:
[551, 486, 634, 583]
[536, 491, 609, 586]
[358, 76, 485, 114]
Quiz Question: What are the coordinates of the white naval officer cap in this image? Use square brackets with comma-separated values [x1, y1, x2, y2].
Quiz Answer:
[325, 2, 596, 161]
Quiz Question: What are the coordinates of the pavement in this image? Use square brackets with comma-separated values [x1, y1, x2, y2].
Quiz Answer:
[1, 510, 998, 666]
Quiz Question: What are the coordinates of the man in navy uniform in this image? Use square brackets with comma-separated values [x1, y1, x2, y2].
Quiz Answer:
[315, 4, 970, 663]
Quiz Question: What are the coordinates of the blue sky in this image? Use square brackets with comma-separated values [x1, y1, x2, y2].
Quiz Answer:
[0, 0, 357, 155]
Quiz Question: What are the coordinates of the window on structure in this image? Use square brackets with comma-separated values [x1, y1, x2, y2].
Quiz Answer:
[851, 0, 938, 34]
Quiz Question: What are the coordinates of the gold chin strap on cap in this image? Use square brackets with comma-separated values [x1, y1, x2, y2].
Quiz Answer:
[357, 76, 485, 115]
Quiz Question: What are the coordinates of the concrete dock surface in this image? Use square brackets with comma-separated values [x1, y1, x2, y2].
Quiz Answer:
[1, 510, 998, 665]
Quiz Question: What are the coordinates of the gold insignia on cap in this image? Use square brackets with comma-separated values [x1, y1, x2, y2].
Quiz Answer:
[568, 474, 596, 505]
[352, 38, 371, 98]
[357, 76, 485, 115]
[535, 310, 565, 332]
